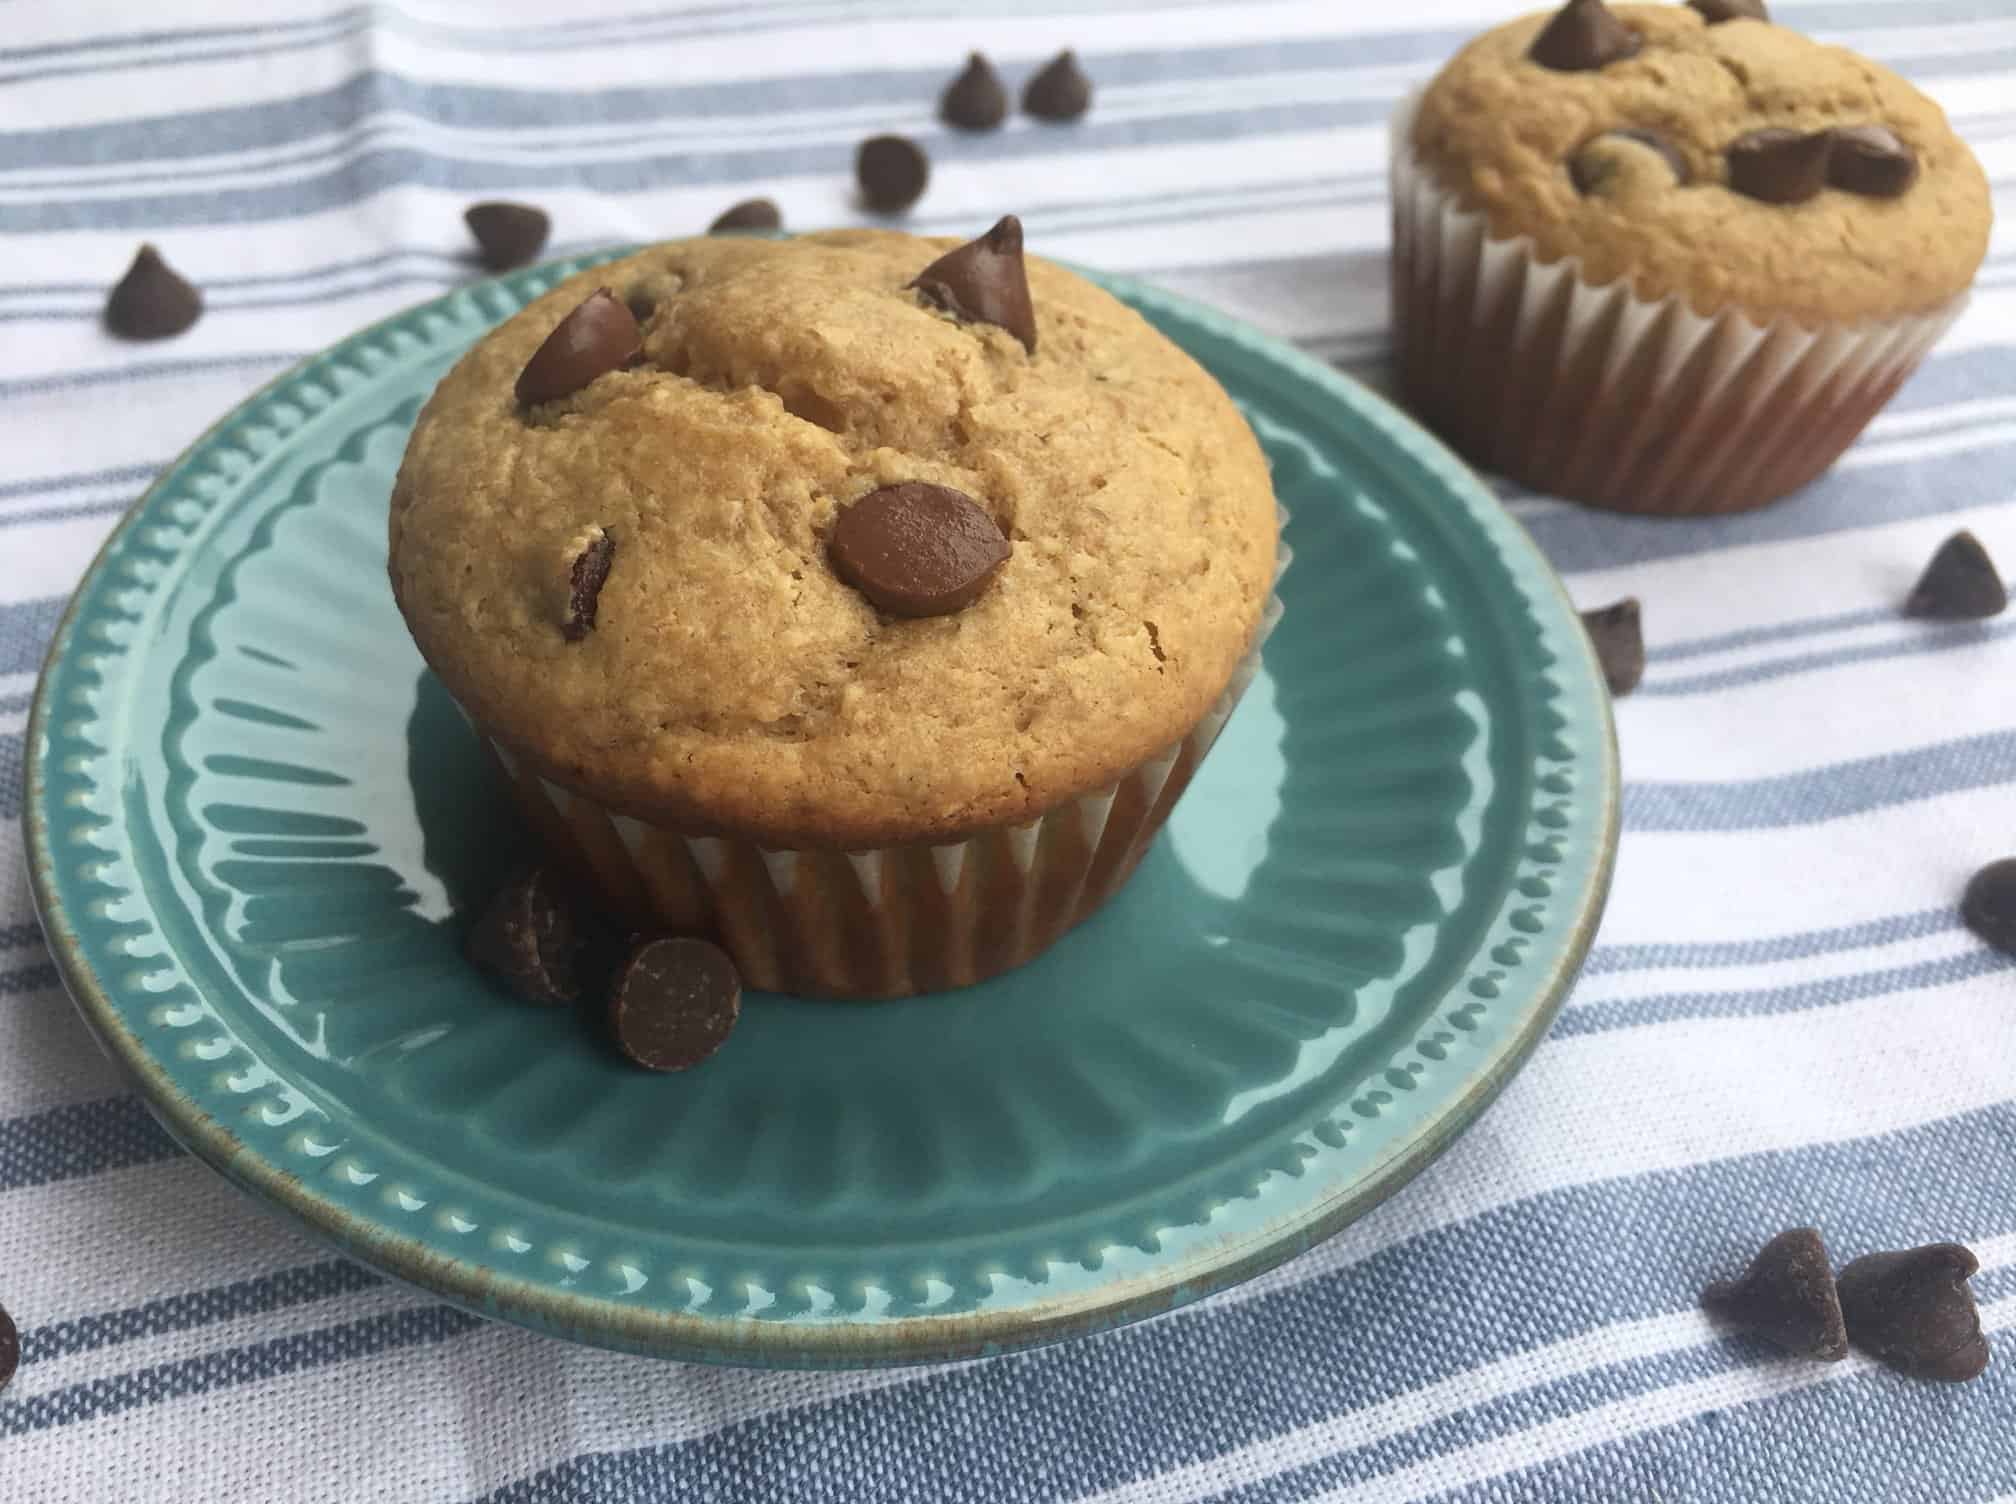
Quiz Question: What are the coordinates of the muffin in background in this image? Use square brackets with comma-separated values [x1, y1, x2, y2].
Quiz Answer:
[389, 224, 1282, 999]
[1392, 0, 1992, 515]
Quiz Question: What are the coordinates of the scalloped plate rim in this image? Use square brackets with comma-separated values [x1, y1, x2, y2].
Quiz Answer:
[24, 248, 1620, 1368]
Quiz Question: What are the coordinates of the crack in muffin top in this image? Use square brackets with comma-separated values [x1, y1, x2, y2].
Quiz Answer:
[388, 230, 1278, 847]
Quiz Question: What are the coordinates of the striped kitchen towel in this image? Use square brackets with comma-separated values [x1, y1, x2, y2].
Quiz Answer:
[4, 0, 2015, 1500]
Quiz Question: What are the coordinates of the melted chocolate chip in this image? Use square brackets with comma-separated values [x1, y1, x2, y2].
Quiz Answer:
[1702, 1229, 1849, 1361]
[1905, 530, 2006, 620]
[1838, 1244, 1992, 1382]
[1689, 0, 1768, 22]
[857, 134, 931, 213]
[565, 529, 616, 641]
[467, 866, 588, 1005]
[1529, 0, 1642, 72]
[1581, 599, 1644, 696]
[709, 197, 783, 234]
[0, 1300, 17, 1396]
[104, 245, 203, 340]
[1829, 124, 1919, 199]
[1570, 128, 1693, 194]
[610, 937, 741, 1072]
[941, 52, 1009, 131]
[910, 215, 1038, 353]
[515, 288, 642, 406]
[1022, 49, 1093, 122]
[464, 201, 550, 271]
[1962, 859, 2016, 956]
[830, 483, 1011, 618]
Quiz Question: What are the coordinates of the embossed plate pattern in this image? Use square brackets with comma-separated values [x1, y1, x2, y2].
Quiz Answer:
[25, 253, 1618, 1367]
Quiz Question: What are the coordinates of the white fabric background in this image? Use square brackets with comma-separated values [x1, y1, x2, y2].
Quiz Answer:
[3, 2, 2014, 1500]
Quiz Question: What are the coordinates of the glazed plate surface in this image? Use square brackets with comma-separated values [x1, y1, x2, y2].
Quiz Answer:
[25, 252, 1618, 1367]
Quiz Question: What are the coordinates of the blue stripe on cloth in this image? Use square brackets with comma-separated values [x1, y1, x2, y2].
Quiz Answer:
[0, 924, 49, 951]
[18, 1259, 382, 1366]
[0, 734, 21, 824]
[1624, 728, 2016, 831]
[0, 495, 136, 530]
[0, 597, 65, 675]
[1639, 620, 2016, 697]
[0, 0, 2007, 81]
[0, 0, 1329, 85]
[1413, 1340, 2016, 1504]
[0, 353, 300, 402]
[1580, 906, 1959, 975]
[452, 1103, 2016, 1504]
[0, 962, 58, 1000]
[0, 1096, 180, 1193]
[1530, 432, 2016, 576]
[0, 106, 1403, 234]
[1194, 1310, 2013, 1504]
[1557, 946, 2012, 1039]
[0, 1304, 483, 1438]
[0, 463, 159, 503]
[0, 9, 354, 65]
[1657, 607, 1896, 663]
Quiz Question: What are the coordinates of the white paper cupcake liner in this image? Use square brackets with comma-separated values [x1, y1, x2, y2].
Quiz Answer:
[1389, 93, 1966, 515]
[479, 534, 1289, 1000]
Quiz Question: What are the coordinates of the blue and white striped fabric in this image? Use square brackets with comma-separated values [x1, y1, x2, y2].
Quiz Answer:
[5, 1, 2015, 1499]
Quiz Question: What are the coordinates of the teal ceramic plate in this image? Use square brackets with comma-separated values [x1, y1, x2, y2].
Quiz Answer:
[25, 252, 1617, 1368]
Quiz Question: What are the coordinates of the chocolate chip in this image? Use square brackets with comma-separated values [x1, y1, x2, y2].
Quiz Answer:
[515, 288, 642, 406]
[565, 528, 616, 641]
[1689, 0, 1768, 21]
[1570, 128, 1693, 194]
[857, 134, 930, 214]
[610, 936, 741, 1072]
[1022, 49, 1093, 122]
[910, 214, 1038, 354]
[0, 1300, 17, 1396]
[1962, 859, 2016, 956]
[709, 197, 783, 234]
[1726, 128, 1833, 204]
[104, 244, 202, 340]
[1829, 124, 1919, 199]
[1581, 599, 1644, 696]
[1838, 1243, 1991, 1382]
[1702, 1229, 1849, 1361]
[830, 482, 1011, 618]
[941, 52, 1008, 131]
[1905, 530, 2007, 620]
[464, 201, 550, 272]
[467, 866, 587, 1005]
[1529, 0, 1642, 72]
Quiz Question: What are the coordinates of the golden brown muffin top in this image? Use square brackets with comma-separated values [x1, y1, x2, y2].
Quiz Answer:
[388, 230, 1278, 847]
[1410, 4, 1992, 324]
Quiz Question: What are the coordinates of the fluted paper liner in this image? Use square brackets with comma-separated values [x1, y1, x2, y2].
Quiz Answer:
[1389, 94, 1966, 515]
[480, 542, 1288, 1000]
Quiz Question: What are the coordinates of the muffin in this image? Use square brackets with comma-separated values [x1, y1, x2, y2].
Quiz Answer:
[1392, 0, 1992, 514]
[389, 221, 1282, 998]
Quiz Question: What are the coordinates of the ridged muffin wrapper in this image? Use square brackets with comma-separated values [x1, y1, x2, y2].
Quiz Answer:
[1388, 93, 1966, 516]
[477, 536, 1289, 1000]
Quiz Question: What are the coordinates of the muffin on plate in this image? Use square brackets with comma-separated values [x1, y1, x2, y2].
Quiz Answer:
[1392, 0, 1992, 514]
[389, 221, 1282, 998]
